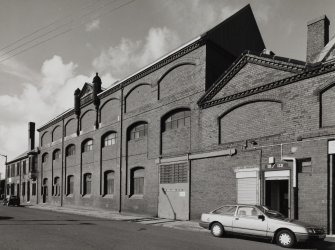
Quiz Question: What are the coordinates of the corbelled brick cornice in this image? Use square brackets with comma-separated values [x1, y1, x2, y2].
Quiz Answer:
[198, 52, 307, 106]
[199, 58, 335, 109]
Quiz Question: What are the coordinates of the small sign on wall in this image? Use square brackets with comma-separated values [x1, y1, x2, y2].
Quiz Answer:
[329, 140, 335, 154]
[179, 191, 186, 197]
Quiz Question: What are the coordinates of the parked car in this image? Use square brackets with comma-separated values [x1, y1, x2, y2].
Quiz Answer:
[2, 195, 20, 206]
[199, 204, 325, 248]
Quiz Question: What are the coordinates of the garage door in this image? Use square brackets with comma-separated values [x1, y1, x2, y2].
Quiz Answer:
[237, 178, 257, 204]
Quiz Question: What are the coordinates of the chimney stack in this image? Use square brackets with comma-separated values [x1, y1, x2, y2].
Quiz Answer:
[28, 122, 35, 151]
[307, 15, 330, 63]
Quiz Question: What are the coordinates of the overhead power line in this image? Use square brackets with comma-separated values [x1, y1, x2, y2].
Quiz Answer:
[0, 0, 136, 63]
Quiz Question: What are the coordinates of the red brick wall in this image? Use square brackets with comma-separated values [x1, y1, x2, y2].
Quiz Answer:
[52, 126, 62, 141]
[220, 101, 283, 143]
[65, 118, 76, 136]
[321, 84, 335, 127]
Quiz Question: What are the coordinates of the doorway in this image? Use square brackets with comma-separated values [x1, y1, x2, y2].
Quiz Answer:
[265, 179, 289, 217]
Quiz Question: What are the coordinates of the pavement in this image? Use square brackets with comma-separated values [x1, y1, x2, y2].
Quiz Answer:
[26, 203, 207, 233]
[26, 203, 335, 242]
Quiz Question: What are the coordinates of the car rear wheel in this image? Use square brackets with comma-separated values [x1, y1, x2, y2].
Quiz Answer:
[211, 222, 224, 237]
[276, 230, 295, 248]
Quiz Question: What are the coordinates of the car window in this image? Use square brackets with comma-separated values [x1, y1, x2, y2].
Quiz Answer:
[212, 206, 236, 215]
[237, 206, 259, 217]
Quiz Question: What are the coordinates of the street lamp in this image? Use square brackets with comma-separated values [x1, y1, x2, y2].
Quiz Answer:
[0, 154, 7, 196]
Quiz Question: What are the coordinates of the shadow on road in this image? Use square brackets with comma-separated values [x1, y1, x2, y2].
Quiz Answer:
[296, 241, 335, 250]
[222, 233, 335, 250]
[0, 216, 13, 220]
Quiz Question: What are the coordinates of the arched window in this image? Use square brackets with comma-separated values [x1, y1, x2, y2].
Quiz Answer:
[42, 153, 48, 164]
[66, 144, 76, 157]
[67, 175, 74, 195]
[53, 149, 61, 160]
[162, 109, 190, 132]
[53, 177, 60, 196]
[82, 139, 93, 152]
[102, 132, 117, 147]
[104, 171, 114, 195]
[83, 173, 92, 195]
[42, 178, 48, 198]
[130, 167, 144, 195]
[128, 123, 147, 141]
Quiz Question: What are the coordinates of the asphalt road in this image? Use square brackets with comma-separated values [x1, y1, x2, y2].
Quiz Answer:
[0, 206, 334, 250]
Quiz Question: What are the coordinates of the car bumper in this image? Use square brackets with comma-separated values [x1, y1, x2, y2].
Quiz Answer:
[295, 233, 326, 242]
[199, 221, 210, 229]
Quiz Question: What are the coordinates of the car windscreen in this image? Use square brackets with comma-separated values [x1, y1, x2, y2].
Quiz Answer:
[257, 206, 286, 220]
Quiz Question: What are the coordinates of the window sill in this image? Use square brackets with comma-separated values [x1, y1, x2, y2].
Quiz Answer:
[129, 194, 144, 199]
[102, 194, 114, 199]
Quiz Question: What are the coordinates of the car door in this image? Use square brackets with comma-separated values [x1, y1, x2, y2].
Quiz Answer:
[233, 206, 268, 237]
[211, 205, 236, 232]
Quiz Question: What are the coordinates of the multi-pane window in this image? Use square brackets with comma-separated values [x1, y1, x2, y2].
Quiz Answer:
[67, 175, 74, 195]
[163, 110, 190, 132]
[42, 154, 48, 164]
[23, 161, 27, 175]
[160, 163, 188, 184]
[83, 140, 93, 152]
[104, 171, 114, 195]
[10, 183, 15, 195]
[129, 124, 147, 140]
[22, 182, 26, 196]
[66, 145, 76, 157]
[42, 178, 48, 197]
[53, 177, 60, 196]
[53, 149, 61, 160]
[16, 163, 20, 176]
[32, 183, 37, 196]
[131, 168, 144, 195]
[103, 133, 117, 147]
[84, 173, 92, 195]
[10, 164, 15, 177]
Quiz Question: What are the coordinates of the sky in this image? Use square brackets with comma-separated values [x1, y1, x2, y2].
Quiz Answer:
[0, 0, 335, 177]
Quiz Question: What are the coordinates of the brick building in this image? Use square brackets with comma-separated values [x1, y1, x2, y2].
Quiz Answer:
[5, 5, 335, 234]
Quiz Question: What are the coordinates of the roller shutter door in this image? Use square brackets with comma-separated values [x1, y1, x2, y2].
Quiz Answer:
[237, 178, 257, 204]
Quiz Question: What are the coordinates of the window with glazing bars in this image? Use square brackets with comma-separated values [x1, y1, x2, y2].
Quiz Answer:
[131, 168, 144, 195]
[103, 133, 117, 147]
[84, 173, 92, 195]
[32, 183, 37, 196]
[83, 140, 93, 152]
[129, 124, 147, 140]
[160, 163, 188, 183]
[54, 177, 60, 196]
[16, 163, 20, 176]
[163, 110, 190, 132]
[23, 161, 26, 175]
[53, 150, 61, 160]
[104, 171, 114, 195]
[66, 145, 76, 157]
[67, 175, 74, 195]
[42, 154, 48, 164]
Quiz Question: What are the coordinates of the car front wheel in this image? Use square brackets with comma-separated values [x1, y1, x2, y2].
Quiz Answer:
[276, 230, 295, 248]
[211, 222, 224, 237]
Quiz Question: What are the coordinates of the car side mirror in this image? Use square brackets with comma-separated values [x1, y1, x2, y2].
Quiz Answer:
[258, 215, 265, 221]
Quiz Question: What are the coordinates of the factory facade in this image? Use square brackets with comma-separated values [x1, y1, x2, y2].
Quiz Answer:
[5, 5, 335, 234]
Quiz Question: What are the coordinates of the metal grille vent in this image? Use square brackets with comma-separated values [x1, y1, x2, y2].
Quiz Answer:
[160, 163, 188, 183]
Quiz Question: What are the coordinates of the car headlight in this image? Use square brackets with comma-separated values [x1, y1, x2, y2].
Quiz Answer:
[307, 228, 314, 234]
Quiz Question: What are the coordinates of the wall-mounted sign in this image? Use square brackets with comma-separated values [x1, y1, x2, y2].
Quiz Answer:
[266, 161, 289, 169]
